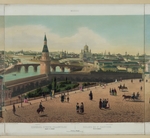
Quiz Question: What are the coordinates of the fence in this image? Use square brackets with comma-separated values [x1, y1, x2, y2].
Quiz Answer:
[4, 83, 99, 107]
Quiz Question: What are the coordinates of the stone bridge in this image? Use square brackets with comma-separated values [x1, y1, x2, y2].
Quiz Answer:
[4, 72, 142, 98]
[14, 63, 84, 72]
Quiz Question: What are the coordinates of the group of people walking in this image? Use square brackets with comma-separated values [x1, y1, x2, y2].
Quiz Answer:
[109, 88, 117, 96]
[60, 93, 69, 102]
[99, 99, 110, 109]
[76, 102, 84, 114]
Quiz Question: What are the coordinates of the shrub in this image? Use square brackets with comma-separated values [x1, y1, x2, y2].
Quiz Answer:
[72, 83, 79, 88]
[61, 87, 67, 91]
[56, 88, 60, 92]
[47, 83, 52, 90]
[58, 83, 66, 88]
[66, 86, 71, 90]
[59, 81, 66, 85]
[82, 82, 87, 86]
[67, 80, 71, 84]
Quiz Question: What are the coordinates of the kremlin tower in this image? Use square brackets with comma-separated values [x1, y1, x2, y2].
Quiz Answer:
[40, 34, 50, 75]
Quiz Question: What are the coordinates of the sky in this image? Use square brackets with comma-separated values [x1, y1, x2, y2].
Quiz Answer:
[145, 15, 150, 55]
[0, 16, 4, 51]
[0, 15, 149, 55]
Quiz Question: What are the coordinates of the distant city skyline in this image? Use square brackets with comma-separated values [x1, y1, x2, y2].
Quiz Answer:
[0, 15, 149, 54]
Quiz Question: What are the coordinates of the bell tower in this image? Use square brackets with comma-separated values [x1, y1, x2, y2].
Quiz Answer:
[40, 34, 50, 75]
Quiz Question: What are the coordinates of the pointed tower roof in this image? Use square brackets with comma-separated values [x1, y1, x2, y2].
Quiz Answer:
[42, 45, 49, 52]
[42, 34, 49, 52]
[44, 34, 47, 41]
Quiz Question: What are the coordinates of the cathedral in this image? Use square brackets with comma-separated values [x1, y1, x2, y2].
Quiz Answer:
[80, 45, 92, 59]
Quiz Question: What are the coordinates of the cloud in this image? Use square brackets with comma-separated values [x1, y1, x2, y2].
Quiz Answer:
[5, 25, 111, 53]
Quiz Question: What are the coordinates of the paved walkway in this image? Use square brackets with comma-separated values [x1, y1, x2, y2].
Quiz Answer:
[1, 79, 148, 123]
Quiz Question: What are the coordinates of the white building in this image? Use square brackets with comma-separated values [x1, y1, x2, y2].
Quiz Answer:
[80, 45, 92, 59]
[145, 62, 150, 73]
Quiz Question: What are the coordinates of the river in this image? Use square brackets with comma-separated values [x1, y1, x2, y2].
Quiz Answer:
[4, 56, 69, 82]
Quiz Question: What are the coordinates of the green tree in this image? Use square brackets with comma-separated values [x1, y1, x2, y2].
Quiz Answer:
[47, 83, 52, 91]
[66, 77, 68, 83]
[52, 77, 57, 92]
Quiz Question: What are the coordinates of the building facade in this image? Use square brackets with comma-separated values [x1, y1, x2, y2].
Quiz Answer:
[145, 62, 150, 73]
[80, 45, 92, 59]
[0, 76, 12, 102]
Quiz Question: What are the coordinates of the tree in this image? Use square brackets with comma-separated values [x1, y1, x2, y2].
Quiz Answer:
[47, 83, 52, 91]
[36, 87, 42, 95]
[66, 77, 68, 83]
[53, 77, 57, 92]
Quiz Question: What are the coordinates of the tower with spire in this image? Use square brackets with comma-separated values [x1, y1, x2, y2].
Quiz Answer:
[40, 34, 50, 75]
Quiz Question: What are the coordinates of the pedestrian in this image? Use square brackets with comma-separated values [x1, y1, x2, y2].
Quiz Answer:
[89, 91, 93, 100]
[106, 99, 110, 109]
[109, 88, 111, 95]
[76, 103, 79, 113]
[99, 99, 103, 109]
[123, 84, 125, 88]
[61, 93, 64, 102]
[112, 89, 114, 95]
[80, 102, 84, 113]
[13, 103, 16, 114]
[104, 99, 107, 109]
[114, 88, 117, 96]
[132, 92, 135, 99]
[140, 86, 142, 91]
[63, 93, 66, 101]
[67, 96, 69, 102]
[102, 99, 105, 108]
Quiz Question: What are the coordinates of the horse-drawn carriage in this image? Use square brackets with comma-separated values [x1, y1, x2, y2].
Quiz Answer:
[118, 85, 128, 92]
[122, 92, 141, 101]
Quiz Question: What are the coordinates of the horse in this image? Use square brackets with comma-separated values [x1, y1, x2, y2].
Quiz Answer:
[122, 95, 131, 100]
[118, 86, 128, 91]
[37, 107, 45, 114]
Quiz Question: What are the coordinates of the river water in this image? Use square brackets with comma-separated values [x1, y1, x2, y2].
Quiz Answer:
[4, 56, 69, 82]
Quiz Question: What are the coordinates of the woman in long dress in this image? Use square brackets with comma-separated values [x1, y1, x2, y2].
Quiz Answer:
[80, 102, 84, 113]
[13, 104, 16, 114]
[76, 103, 79, 113]
[99, 99, 102, 109]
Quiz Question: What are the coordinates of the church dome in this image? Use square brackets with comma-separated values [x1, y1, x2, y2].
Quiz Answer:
[84, 45, 88, 51]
